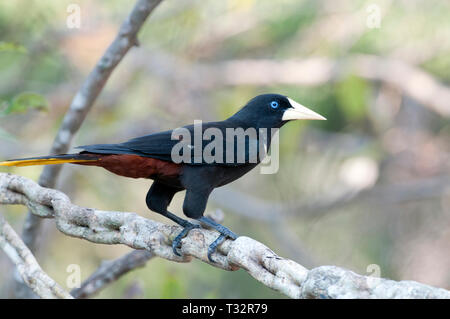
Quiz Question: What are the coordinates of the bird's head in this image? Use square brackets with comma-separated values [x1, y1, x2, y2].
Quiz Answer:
[230, 93, 326, 129]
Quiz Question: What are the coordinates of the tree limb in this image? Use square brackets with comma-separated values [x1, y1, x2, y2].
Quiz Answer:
[70, 250, 154, 298]
[0, 212, 72, 299]
[1, 173, 449, 299]
[71, 209, 225, 299]
[16, 0, 163, 298]
[22, 0, 164, 253]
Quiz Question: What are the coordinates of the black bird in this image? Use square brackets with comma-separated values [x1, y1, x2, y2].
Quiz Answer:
[0, 94, 325, 261]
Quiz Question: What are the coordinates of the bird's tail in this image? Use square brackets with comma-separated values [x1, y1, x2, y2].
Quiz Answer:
[0, 153, 99, 167]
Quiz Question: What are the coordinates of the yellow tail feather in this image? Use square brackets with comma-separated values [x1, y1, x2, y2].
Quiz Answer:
[0, 158, 96, 167]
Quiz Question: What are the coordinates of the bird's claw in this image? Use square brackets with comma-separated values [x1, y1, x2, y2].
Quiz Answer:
[207, 231, 238, 263]
[171, 216, 238, 262]
[172, 223, 200, 256]
[207, 234, 227, 263]
[196, 216, 239, 263]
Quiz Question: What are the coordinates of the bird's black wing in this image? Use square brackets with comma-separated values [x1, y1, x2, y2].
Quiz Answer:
[121, 129, 183, 160]
[77, 122, 267, 166]
[76, 129, 179, 162]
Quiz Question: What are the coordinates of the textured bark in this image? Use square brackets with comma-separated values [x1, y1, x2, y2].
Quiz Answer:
[1, 173, 449, 299]
[71, 210, 224, 298]
[22, 0, 163, 253]
[0, 213, 72, 299]
[15, 0, 163, 298]
[71, 250, 154, 298]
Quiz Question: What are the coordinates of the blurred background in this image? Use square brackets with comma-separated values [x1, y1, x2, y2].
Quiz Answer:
[0, 0, 449, 298]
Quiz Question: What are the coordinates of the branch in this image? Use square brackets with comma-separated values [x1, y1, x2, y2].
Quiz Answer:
[1, 173, 449, 299]
[0, 212, 72, 299]
[70, 250, 154, 298]
[22, 0, 164, 252]
[71, 209, 225, 299]
[40, 0, 163, 186]
[75, 219, 318, 298]
[15, 0, 164, 299]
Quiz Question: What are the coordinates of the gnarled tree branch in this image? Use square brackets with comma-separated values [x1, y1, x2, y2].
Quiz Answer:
[70, 250, 154, 298]
[16, 0, 163, 299]
[0, 212, 72, 299]
[1, 173, 449, 299]
[22, 0, 164, 253]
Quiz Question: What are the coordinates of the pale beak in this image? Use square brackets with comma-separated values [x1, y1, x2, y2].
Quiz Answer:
[282, 98, 326, 121]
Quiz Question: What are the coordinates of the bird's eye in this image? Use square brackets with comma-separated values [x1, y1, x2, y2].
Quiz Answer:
[270, 101, 279, 109]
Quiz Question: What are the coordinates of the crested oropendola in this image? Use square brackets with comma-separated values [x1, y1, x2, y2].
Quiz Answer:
[0, 94, 326, 262]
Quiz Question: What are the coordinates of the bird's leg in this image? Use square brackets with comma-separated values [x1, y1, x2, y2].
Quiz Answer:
[198, 216, 238, 262]
[146, 183, 201, 256]
[181, 189, 238, 262]
[160, 210, 200, 256]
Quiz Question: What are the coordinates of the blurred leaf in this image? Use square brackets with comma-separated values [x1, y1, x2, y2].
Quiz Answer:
[0, 41, 27, 54]
[4, 92, 49, 115]
[421, 54, 450, 82]
[335, 75, 369, 121]
[160, 273, 186, 298]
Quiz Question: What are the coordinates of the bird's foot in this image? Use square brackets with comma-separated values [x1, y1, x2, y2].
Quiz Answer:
[172, 222, 200, 256]
[198, 216, 238, 263]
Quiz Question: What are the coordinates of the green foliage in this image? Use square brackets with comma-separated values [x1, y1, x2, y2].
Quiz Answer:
[1, 92, 49, 115]
[0, 41, 27, 54]
[160, 272, 186, 298]
[335, 75, 369, 122]
[0, 92, 49, 141]
[421, 54, 450, 82]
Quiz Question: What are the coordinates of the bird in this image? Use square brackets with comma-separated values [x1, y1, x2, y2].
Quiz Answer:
[0, 94, 325, 262]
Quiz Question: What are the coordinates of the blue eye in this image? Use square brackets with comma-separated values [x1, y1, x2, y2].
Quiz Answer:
[270, 101, 279, 109]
